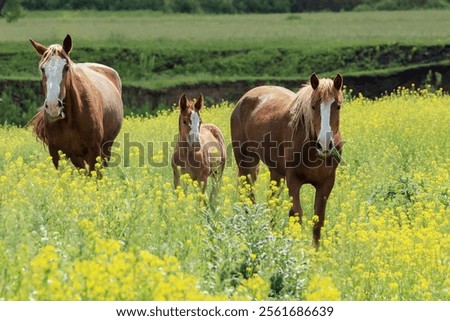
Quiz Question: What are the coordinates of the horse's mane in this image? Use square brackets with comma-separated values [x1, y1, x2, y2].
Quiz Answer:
[288, 78, 336, 141]
[27, 107, 48, 145]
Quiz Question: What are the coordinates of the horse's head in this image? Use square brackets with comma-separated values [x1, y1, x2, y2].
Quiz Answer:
[178, 93, 204, 150]
[309, 73, 343, 157]
[30, 34, 73, 121]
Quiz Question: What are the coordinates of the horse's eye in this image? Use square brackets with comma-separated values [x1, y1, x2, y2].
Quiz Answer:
[182, 120, 187, 125]
[64, 65, 69, 72]
[336, 104, 341, 110]
[40, 67, 45, 73]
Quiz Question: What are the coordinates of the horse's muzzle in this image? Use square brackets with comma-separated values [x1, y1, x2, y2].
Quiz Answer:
[316, 140, 334, 157]
[189, 133, 201, 149]
[44, 100, 65, 121]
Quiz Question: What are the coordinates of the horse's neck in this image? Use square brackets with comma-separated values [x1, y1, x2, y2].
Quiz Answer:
[63, 71, 84, 121]
[292, 123, 312, 148]
[178, 136, 202, 156]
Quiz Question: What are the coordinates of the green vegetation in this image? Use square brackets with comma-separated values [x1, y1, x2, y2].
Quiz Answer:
[1, 10, 449, 125]
[1, 10, 449, 84]
[2, 10, 449, 46]
[0, 0, 24, 22]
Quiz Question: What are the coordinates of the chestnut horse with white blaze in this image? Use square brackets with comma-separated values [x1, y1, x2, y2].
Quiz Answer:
[172, 94, 226, 192]
[28, 34, 123, 171]
[231, 74, 344, 247]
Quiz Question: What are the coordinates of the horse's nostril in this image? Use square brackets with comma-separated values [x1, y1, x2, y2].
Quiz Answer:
[57, 100, 63, 108]
[329, 141, 334, 150]
[316, 141, 323, 151]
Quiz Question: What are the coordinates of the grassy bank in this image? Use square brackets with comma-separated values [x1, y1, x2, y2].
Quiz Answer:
[2, 10, 449, 47]
[1, 10, 449, 125]
[1, 10, 449, 87]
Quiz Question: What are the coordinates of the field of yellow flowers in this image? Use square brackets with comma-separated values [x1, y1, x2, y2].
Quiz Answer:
[0, 87, 448, 301]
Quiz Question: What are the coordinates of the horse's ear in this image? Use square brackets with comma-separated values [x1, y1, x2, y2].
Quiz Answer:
[310, 73, 319, 90]
[333, 74, 343, 91]
[195, 94, 204, 111]
[29, 39, 47, 56]
[179, 94, 188, 110]
[63, 34, 72, 55]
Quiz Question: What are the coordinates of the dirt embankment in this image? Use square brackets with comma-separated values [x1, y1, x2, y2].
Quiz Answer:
[128, 63, 450, 107]
[1, 62, 449, 116]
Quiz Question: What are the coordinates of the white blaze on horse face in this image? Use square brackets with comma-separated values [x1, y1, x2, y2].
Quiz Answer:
[317, 98, 335, 153]
[189, 111, 201, 146]
[43, 55, 67, 107]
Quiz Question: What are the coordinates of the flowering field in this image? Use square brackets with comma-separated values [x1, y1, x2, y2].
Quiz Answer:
[0, 87, 449, 300]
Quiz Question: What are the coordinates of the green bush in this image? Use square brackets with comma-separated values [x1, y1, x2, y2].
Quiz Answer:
[0, 86, 39, 126]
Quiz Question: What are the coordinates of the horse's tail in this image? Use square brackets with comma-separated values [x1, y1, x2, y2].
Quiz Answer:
[27, 107, 48, 145]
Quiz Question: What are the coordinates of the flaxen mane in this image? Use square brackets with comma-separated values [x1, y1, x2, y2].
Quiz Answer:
[288, 78, 336, 141]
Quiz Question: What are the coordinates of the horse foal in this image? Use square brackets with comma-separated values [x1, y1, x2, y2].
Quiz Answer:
[172, 94, 226, 193]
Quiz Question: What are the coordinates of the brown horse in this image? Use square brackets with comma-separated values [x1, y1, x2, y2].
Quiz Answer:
[28, 34, 123, 171]
[231, 73, 343, 247]
[172, 94, 226, 192]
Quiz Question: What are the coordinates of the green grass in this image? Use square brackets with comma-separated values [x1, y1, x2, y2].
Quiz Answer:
[1, 10, 449, 49]
[2, 10, 449, 84]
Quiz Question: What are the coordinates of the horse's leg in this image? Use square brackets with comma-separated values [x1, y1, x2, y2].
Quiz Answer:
[312, 175, 336, 248]
[286, 172, 303, 223]
[70, 156, 87, 170]
[232, 145, 258, 201]
[86, 144, 102, 173]
[233, 147, 259, 202]
[101, 140, 114, 167]
[199, 176, 208, 193]
[237, 163, 259, 203]
[172, 152, 183, 189]
[207, 160, 224, 209]
[173, 167, 181, 189]
[268, 170, 284, 200]
[270, 171, 283, 185]
[191, 162, 208, 193]
[237, 165, 259, 184]
[49, 145, 60, 169]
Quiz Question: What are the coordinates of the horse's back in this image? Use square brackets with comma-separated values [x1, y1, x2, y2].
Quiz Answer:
[200, 124, 227, 171]
[78, 63, 122, 93]
[233, 86, 293, 115]
[201, 124, 226, 165]
[202, 123, 225, 144]
[231, 86, 295, 142]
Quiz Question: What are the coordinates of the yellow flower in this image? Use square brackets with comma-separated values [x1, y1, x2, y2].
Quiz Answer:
[305, 276, 341, 301]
